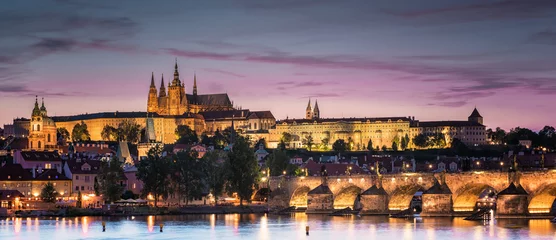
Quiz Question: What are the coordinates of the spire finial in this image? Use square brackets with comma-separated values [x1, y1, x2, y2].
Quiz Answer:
[193, 72, 198, 96]
[175, 58, 178, 70]
[150, 72, 155, 87]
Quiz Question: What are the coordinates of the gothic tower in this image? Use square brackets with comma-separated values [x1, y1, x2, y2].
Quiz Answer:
[167, 60, 187, 115]
[468, 107, 483, 125]
[28, 97, 57, 151]
[193, 73, 198, 96]
[147, 72, 158, 113]
[313, 100, 320, 119]
[305, 99, 313, 120]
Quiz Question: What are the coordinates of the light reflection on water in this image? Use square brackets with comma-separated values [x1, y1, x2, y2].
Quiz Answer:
[1, 214, 556, 240]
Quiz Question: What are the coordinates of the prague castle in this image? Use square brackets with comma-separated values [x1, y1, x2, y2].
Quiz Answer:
[5, 60, 486, 150]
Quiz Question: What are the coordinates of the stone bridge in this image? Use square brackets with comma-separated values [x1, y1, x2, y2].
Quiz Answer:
[267, 171, 556, 217]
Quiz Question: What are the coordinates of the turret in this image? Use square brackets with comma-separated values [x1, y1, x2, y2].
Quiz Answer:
[305, 99, 312, 120]
[468, 107, 483, 125]
[40, 98, 47, 116]
[147, 72, 158, 113]
[32, 96, 41, 117]
[313, 100, 320, 119]
[172, 59, 181, 86]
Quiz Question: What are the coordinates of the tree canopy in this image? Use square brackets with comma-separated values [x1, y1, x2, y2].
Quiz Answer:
[302, 134, 314, 151]
[57, 127, 70, 142]
[172, 150, 206, 205]
[98, 157, 125, 203]
[265, 149, 289, 176]
[71, 121, 91, 142]
[40, 182, 57, 203]
[136, 145, 172, 207]
[332, 139, 347, 154]
[116, 119, 141, 143]
[413, 134, 428, 149]
[225, 136, 259, 206]
[176, 125, 198, 144]
[101, 125, 118, 141]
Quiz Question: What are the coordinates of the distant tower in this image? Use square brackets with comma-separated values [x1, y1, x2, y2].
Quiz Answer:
[305, 99, 313, 120]
[468, 107, 483, 125]
[167, 60, 187, 115]
[193, 72, 198, 96]
[147, 72, 158, 113]
[28, 97, 57, 151]
[313, 100, 320, 119]
[159, 74, 166, 98]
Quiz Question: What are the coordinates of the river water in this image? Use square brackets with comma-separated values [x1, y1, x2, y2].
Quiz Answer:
[1, 214, 555, 240]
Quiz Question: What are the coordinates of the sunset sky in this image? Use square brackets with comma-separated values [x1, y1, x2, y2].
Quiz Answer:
[1, 0, 555, 131]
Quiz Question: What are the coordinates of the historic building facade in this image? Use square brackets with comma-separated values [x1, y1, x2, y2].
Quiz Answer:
[28, 97, 57, 151]
[267, 101, 486, 149]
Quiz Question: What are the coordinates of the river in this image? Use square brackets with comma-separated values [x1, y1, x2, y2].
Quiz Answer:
[1, 214, 555, 240]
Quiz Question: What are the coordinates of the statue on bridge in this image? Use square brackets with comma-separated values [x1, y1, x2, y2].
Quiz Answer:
[320, 165, 329, 186]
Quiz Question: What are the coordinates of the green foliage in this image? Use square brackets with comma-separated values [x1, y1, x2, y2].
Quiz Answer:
[101, 125, 118, 141]
[539, 126, 556, 150]
[320, 137, 330, 150]
[450, 138, 469, 155]
[429, 133, 447, 149]
[400, 135, 408, 150]
[71, 121, 91, 142]
[93, 177, 100, 196]
[57, 127, 70, 142]
[255, 138, 267, 149]
[40, 182, 57, 203]
[76, 191, 82, 208]
[265, 149, 289, 176]
[302, 134, 314, 151]
[173, 150, 206, 205]
[176, 125, 199, 144]
[213, 130, 227, 149]
[487, 127, 507, 145]
[225, 136, 259, 206]
[280, 132, 292, 149]
[136, 145, 172, 207]
[200, 133, 213, 146]
[121, 190, 137, 200]
[98, 157, 125, 203]
[203, 151, 227, 203]
[367, 139, 373, 152]
[332, 139, 347, 154]
[413, 134, 428, 149]
[347, 137, 354, 151]
[505, 127, 539, 147]
[116, 119, 141, 143]
[381, 145, 387, 151]
[392, 141, 398, 151]
[404, 134, 410, 149]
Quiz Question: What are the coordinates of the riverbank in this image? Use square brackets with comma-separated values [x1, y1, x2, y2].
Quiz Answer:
[10, 205, 268, 217]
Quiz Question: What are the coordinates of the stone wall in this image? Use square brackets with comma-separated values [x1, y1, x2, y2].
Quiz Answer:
[497, 195, 528, 215]
[360, 195, 388, 214]
[422, 194, 452, 215]
[307, 194, 333, 212]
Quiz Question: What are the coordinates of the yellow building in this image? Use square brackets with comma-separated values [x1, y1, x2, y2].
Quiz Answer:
[0, 163, 72, 200]
[28, 97, 57, 151]
[268, 100, 486, 150]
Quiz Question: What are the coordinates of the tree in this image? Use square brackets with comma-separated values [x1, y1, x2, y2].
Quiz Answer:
[203, 151, 227, 204]
[366, 139, 373, 152]
[381, 145, 387, 151]
[57, 127, 70, 142]
[255, 138, 267, 149]
[347, 137, 354, 151]
[40, 182, 57, 203]
[413, 134, 428, 149]
[400, 135, 408, 150]
[265, 149, 289, 176]
[280, 132, 292, 149]
[98, 157, 125, 203]
[451, 138, 469, 156]
[173, 150, 206, 205]
[431, 133, 446, 149]
[225, 136, 259, 206]
[176, 125, 198, 144]
[71, 121, 91, 142]
[101, 125, 118, 141]
[302, 134, 314, 151]
[539, 126, 556, 150]
[333, 139, 347, 156]
[392, 141, 398, 151]
[506, 127, 539, 147]
[200, 133, 213, 146]
[136, 145, 172, 207]
[213, 130, 227, 149]
[404, 134, 410, 149]
[392, 135, 400, 151]
[116, 119, 141, 143]
[321, 137, 330, 151]
[121, 190, 137, 200]
[93, 177, 100, 196]
[76, 191, 82, 208]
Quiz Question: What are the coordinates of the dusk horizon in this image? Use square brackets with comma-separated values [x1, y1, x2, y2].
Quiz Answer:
[2, 0, 556, 131]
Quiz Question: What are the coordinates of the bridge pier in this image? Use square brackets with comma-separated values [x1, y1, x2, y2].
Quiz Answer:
[496, 183, 529, 217]
[306, 184, 334, 213]
[421, 181, 453, 216]
[360, 185, 389, 215]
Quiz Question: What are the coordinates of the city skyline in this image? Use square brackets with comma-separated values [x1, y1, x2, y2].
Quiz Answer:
[1, 1, 556, 131]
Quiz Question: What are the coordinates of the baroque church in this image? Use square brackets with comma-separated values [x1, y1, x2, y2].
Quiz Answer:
[147, 61, 233, 115]
[28, 97, 57, 151]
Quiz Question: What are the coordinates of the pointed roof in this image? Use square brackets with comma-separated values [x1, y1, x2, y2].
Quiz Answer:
[423, 181, 452, 194]
[498, 182, 528, 195]
[150, 72, 156, 88]
[193, 73, 198, 95]
[40, 97, 46, 111]
[308, 184, 332, 195]
[306, 99, 312, 110]
[159, 74, 166, 97]
[313, 99, 319, 112]
[362, 185, 388, 195]
[469, 107, 482, 118]
[32, 96, 41, 116]
[173, 59, 180, 85]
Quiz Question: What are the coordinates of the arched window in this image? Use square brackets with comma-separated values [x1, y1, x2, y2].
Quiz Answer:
[38, 141, 41, 149]
[47, 134, 51, 142]
[37, 125, 41, 131]
[30, 142, 33, 148]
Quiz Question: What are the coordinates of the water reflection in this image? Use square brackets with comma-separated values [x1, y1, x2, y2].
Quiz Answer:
[1, 214, 556, 240]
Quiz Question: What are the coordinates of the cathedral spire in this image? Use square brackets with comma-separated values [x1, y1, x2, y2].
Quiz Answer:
[32, 96, 41, 116]
[306, 98, 312, 111]
[150, 72, 155, 88]
[173, 59, 180, 85]
[313, 99, 320, 119]
[193, 72, 198, 96]
[159, 74, 166, 97]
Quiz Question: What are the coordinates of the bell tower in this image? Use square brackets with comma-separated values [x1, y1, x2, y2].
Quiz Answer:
[147, 72, 158, 113]
[305, 99, 313, 120]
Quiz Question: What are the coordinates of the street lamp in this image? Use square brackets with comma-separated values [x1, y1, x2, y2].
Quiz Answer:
[282, 170, 286, 175]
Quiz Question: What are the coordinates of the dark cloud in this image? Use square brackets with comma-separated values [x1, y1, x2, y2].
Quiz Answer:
[304, 93, 342, 98]
[528, 30, 556, 45]
[427, 101, 468, 107]
[32, 38, 77, 52]
[387, 0, 556, 23]
[0, 84, 85, 97]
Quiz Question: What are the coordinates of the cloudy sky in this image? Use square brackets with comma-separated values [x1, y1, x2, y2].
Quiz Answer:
[1, 0, 555, 131]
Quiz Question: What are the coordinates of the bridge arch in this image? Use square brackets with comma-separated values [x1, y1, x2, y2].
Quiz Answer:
[388, 184, 422, 211]
[453, 183, 496, 212]
[529, 183, 556, 214]
[290, 186, 311, 208]
[333, 185, 363, 209]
